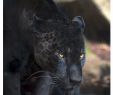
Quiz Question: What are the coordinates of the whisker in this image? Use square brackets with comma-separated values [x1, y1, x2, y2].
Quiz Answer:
[25, 70, 49, 80]
[52, 79, 65, 88]
[52, 76, 65, 84]
[26, 71, 65, 84]
[27, 75, 62, 82]
[25, 70, 66, 89]
[31, 75, 51, 79]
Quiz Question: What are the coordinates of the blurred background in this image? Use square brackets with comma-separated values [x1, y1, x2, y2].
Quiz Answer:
[54, 0, 110, 95]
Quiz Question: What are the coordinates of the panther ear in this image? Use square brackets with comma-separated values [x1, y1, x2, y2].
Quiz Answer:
[32, 15, 46, 29]
[33, 14, 44, 23]
[72, 16, 85, 32]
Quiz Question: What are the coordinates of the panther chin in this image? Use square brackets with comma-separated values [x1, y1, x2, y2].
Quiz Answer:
[66, 86, 80, 95]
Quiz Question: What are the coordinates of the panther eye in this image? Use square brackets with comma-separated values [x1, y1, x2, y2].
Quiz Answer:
[80, 48, 86, 66]
[55, 52, 64, 59]
[59, 54, 64, 58]
[80, 53, 84, 60]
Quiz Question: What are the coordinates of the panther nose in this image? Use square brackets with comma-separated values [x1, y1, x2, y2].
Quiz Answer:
[70, 79, 81, 86]
[65, 85, 73, 91]
[69, 65, 82, 85]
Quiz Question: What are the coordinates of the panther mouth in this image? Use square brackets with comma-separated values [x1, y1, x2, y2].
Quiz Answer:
[65, 86, 80, 95]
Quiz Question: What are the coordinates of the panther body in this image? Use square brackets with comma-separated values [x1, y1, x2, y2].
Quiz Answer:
[4, 0, 85, 95]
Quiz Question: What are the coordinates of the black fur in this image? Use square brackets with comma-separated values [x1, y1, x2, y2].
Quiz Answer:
[3, 0, 85, 95]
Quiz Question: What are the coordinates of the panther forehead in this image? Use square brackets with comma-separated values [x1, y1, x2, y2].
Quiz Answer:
[36, 31, 56, 51]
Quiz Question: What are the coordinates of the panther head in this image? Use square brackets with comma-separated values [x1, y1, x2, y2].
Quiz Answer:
[21, 10, 85, 95]
[32, 16, 85, 94]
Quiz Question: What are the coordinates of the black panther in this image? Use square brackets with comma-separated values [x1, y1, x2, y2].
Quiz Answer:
[3, 0, 85, 95]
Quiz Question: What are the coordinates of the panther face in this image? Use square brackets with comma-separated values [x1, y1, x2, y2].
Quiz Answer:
[31, 16, 86, 94]
[20, 9, 85, 95]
